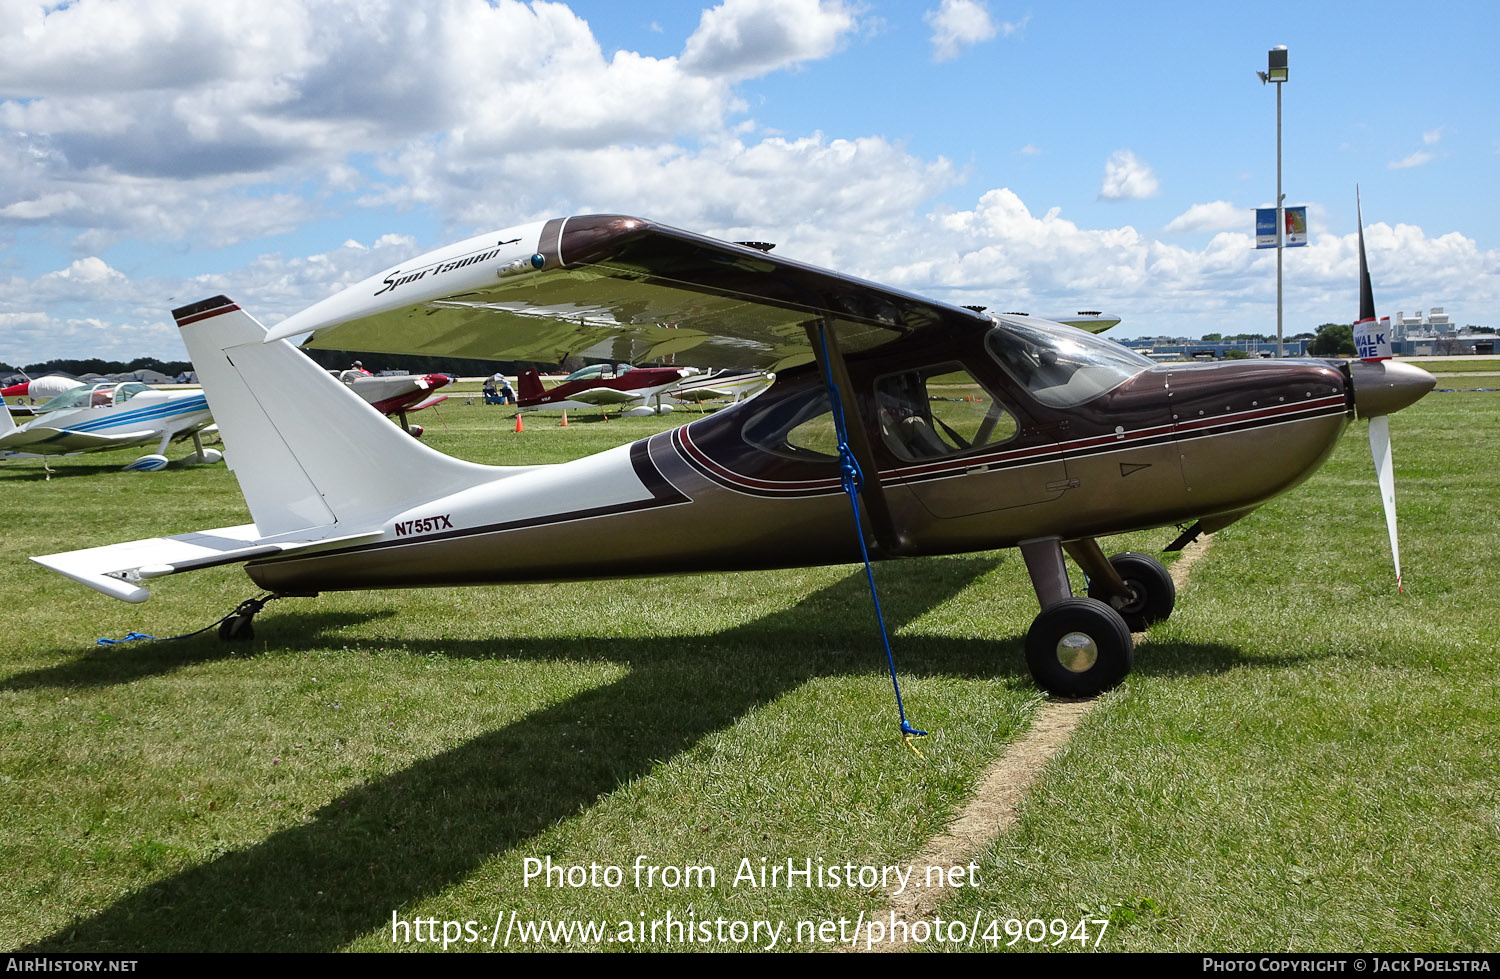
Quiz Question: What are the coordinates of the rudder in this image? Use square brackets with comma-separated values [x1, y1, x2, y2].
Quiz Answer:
[518, 368, 547, 403]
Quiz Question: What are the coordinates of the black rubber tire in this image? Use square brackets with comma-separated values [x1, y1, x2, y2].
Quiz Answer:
[1086, 551, 1175, 632]
[1025, 597, 1134, 697]
[218, 614, 255, 642]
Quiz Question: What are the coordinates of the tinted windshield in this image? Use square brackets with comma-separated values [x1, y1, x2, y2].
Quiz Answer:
[985, 318, 1153, 407]
[742, 387, 836, 459]
[113, 383, 151, 404]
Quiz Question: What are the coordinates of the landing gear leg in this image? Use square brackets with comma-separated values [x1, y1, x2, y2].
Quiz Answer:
[1069, 541, 1175, 632]
[182, 430, 223, 465]
[1018, 537, 1133, 696]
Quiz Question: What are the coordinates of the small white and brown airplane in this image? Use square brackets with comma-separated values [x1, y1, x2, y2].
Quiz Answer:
[33, 213, 1432, 695]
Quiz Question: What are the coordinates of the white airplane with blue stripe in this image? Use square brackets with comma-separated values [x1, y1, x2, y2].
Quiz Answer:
[1, 381, 219, 472]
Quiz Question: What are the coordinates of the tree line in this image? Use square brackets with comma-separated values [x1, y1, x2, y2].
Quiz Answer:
[1, 349, 554, 379]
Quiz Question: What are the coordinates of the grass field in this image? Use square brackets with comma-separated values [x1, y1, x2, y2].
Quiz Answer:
[1402, 359, 1500, 375]
[2, 387, 1496, 953]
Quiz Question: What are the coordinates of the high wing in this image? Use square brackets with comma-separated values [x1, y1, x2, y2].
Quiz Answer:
[267, 214, 993, 372]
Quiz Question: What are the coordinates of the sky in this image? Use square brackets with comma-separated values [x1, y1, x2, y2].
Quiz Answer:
[2, 0, 1497, 366]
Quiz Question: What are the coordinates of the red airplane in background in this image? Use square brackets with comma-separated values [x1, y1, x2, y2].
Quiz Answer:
[517, 362, 694, 415]
[337, 369, 451, 435]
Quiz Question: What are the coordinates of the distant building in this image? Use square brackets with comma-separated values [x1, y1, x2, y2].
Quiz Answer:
[1388, 307, 1495, 355]
[1119, 337, 1309, 360]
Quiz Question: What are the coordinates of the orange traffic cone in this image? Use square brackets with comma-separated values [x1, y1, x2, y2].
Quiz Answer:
[559, 410, 569, 427]
[514, 412, 524, 433]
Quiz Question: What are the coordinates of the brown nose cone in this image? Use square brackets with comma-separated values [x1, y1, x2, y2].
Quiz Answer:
[1349, 360, 1436, 419]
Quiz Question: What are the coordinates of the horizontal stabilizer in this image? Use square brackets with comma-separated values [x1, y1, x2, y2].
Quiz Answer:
[32, 526, 382, 603]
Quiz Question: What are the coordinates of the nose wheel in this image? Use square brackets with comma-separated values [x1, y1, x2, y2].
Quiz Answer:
[1084, 551, 1175, 633]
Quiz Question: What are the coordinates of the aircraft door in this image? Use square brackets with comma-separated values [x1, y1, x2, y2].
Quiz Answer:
[877, 364, 1070, 519]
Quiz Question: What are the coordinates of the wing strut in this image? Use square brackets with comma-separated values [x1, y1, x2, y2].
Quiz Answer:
[810, 318, 925, 743]
[804, 320, 906, 556]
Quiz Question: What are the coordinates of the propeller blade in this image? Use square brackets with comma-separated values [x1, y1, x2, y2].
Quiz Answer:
[1367, 413, 1402, 593]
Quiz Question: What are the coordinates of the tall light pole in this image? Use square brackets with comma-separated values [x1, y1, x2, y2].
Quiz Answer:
[1258, 45, 1288, 357]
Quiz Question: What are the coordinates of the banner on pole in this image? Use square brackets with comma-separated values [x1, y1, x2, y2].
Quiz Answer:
[1255, 206, 1307, 248]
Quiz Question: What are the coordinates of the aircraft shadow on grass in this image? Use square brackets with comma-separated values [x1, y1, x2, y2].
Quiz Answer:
[25, 556, 1258, 952]
[0, 611, 399, 693]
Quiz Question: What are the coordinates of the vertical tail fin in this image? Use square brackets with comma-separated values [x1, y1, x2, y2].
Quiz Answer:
[173, 296, 497, 537]
[518, 368, 546, 403]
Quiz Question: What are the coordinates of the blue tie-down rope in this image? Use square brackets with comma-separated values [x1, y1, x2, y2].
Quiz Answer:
[815, 326, 927, 746]
[96, 632, 156, 646]
[98, 596, 273, 645]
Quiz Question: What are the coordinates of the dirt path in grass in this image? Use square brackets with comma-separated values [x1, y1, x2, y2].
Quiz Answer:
[855, 537, 1213, 952]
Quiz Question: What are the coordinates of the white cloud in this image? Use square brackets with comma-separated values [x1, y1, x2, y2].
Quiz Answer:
[1163, 201, 1248, 234]
[1422, 127, 1443, 145]
[1018, 143, 1040, 156]
[371, 132, 961, 259]
[924, 0, 995, 61]
[1099, 149, 1159, 200]
[0, 0, 877, 259]
[0, 191, 84, 220]
[40, 257, 126, 289]
[922, 1, 1021, 61]
[680, 0, 857, 78]
[1389, 151, 1434, 170]
[0, 0, 743, 251]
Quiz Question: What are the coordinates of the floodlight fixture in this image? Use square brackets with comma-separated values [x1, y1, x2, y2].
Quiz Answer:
[1267, 46, 1288, 82]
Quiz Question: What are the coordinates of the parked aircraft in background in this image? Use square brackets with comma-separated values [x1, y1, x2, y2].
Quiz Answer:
[517, 363, 694, 416]
[34, 213, 1432, 699]
[336, 370, 451, 436]
[3, 381, 218, 472]
[4, 374, 85, 408]
[661, 368, 775, 409]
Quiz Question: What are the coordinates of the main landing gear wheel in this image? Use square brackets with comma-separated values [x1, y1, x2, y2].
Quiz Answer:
[217, 597, 270, 642]
[1086, 551, 1175, 632]
[1025, 598, 1134, 697]
[218, 613, 254, 642]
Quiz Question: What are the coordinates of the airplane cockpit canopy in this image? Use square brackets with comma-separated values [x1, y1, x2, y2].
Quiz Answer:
[986, 317, 1154, 408]
[565, 363, 632, 382]
[35, 381, 152, 414]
